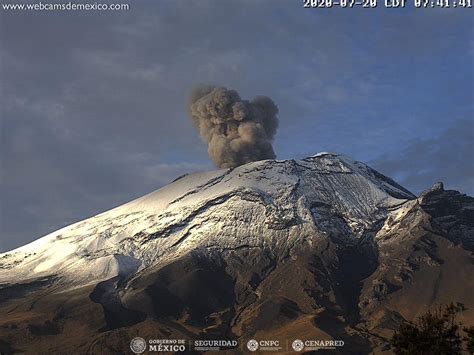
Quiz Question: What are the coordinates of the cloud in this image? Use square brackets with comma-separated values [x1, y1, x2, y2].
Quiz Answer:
[0, 1, 472, 251]
[188, 85, 278, 168]
[370, 121, 474, 196]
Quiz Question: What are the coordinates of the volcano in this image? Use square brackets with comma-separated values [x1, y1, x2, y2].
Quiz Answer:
[0, 153, 473, 354]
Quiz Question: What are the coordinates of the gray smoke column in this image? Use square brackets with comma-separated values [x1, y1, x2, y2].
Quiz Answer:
[188, 85, 279, 169]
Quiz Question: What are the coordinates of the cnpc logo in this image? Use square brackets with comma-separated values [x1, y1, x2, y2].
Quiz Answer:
[246, 339, 281, 351]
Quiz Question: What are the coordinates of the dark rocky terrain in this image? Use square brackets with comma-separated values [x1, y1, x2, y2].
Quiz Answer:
[0, 155, 472, 354]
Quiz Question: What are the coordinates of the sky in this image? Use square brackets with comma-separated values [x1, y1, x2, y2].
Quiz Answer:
[0, 0, 473, 252]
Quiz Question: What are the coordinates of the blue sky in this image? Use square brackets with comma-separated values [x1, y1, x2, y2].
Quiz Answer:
[1, 0, 473, 251]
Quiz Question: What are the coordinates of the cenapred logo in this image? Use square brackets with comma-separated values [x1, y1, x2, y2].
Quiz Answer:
[247, 339, 259, 351]
[292, 339, 344, 351]
[292, 339, 304, 352]
[130, 337, 147, 354]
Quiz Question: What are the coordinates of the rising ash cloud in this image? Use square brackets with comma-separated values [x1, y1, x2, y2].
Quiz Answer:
[188, 85, 279, 169]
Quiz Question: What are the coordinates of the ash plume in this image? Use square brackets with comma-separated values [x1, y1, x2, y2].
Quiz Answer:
[188, 85, 279, 169]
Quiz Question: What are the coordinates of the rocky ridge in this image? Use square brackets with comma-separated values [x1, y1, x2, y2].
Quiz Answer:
[0, 153, 472, 354]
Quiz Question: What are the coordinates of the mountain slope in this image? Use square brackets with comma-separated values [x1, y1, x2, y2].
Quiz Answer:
[0, 153, 413, 286]
[0, 153, 472, 354]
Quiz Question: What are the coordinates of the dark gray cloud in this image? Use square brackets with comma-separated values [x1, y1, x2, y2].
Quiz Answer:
[188, 85, 278, 168]
[370, 120, 474, 196]
[0, 1, 472, 252]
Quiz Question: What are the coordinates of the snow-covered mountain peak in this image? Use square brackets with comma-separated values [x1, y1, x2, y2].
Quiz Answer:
[0, 153, 415, 287]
